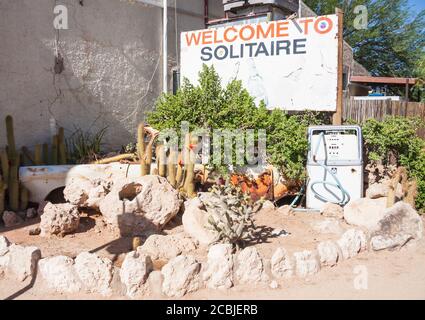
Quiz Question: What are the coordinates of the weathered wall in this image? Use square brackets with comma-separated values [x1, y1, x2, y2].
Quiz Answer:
[0, 0, 223, 152]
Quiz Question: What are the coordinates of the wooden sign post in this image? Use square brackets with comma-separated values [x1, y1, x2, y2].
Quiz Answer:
[333, 8, 344, 125]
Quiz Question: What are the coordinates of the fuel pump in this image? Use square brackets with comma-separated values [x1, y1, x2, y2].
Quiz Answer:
[306, 125, 363, 210]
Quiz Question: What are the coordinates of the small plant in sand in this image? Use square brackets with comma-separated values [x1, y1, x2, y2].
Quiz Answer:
[201, 182, 263, 249]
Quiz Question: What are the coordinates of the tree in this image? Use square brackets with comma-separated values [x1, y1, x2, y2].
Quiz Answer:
[303, 0, 425, 81]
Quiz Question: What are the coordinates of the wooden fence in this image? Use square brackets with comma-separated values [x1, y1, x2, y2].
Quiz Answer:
[343, 97, 425, 138]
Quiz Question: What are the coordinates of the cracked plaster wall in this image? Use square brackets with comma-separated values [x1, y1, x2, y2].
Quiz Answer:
[0, 0, 223, 151]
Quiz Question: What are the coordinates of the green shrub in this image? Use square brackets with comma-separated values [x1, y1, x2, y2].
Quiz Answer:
[147, 64, 324, 181]
[361, 116, 425, 211]
[265, 110, 326, 181]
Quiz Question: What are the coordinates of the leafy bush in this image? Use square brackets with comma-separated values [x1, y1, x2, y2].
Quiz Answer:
[264, 110, 325, 180]
[147, 64, 325, 181]
[361, 117, 425, 211]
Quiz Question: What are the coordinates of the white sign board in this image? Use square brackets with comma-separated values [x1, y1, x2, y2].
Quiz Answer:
[181, 15, 339, 111]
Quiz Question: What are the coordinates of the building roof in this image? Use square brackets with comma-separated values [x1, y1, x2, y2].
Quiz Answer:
[350, 76, 417, 85]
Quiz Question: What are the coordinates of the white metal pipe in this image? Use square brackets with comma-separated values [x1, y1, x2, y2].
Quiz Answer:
[163, 0, 168, 93]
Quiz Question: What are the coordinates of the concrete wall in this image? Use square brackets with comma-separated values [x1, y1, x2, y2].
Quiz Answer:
[0, 0, 224, 152]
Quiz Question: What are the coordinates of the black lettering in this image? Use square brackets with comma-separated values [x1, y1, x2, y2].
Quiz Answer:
[200, 47, 212, 61]
[255, 42, 269, 57]
[230, 45, 240, 59]
[245, 42, 257, 57]
[293, 38, 307, 54]
[214, 45, 228, 60]
[276, 40, 290, 55]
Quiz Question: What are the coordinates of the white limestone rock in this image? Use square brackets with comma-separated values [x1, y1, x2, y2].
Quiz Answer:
[38, 256, 82, 293]
[161, 255, 201, 297]
[235, 247, 269, 284]
[120, 250, 153, 297]
[202, 244, 234, 289]
[270, 247, 294, 279]
[74, 252, 113, 296]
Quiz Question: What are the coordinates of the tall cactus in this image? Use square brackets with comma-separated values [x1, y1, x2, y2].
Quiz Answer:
[167, 148, 177, 188]
[34, 144, 43, 165]
[138, 123, 148, 176]
[183, 134, 197, 198]
[5, 115, 20, 211]
[387, 167, 408, 208]
[51, 134, 59, 165]
[0, 175, 5, 215]
[175, 152, 184, 188]
[0, 149, 8, 213]
[5, 115, 17, 164]
[0, 149, 9, 185]
[42, 143, 49, 165]
[20, 184, 29, 211]
[21, 146, 34, 166]
[8, 153, 20, 212]
[405, 180, 418, 208]
[58, 127, 67, 165]
[156, 145, 166, 177]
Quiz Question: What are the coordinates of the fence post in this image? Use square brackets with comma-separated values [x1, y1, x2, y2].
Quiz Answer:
[332, 8, 344, 125]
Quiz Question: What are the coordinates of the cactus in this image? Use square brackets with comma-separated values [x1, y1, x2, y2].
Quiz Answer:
[387, 167, 408, 208]
[20, 184, 29, 211]
[183, 134, 197, 198]
[58, 127, 67, 164]
[137, 123, 148, 176]
[34, 144, 43, 165]
[42, 143, 49, 165]
[167, 148, 177, 188]
[51, 134, 59, 165]
[156, 145, 166, 177]
[0, 175, 6, 215]
[92, 153, 136, 164]
[8, 153, 20, 212]
[175, 152, 184, 188]
[0, 149, 9, 185]
[5, 115, 17, 164]
[132, 237, 142, 250]
[5, 116, 20, 211]
[21, 146, 34, 166]
[201, 183, 263, 249]
[405, 179, 418, 208]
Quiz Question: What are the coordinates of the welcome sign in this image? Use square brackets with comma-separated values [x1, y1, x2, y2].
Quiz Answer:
[181, 15, 339, 111]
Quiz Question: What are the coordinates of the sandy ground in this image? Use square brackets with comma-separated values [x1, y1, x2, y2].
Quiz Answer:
[1, 208, 425, 300]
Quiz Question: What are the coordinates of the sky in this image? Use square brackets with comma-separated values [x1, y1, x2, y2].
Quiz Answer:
[408, 0, 425, 14]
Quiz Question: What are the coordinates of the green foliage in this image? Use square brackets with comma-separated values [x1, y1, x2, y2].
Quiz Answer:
[361, 116, 425, 211]
[265, 110, 326, 180]
[304, 0, 425, 85]
[148, 65, 267, 134]
[68, 127, 107, 164]
[148, 65, 326, 181]
[201, 182, 263, 249]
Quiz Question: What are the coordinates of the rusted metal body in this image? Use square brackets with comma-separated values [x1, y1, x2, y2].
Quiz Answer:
[230, 169, 299, 201]
[20, 162, 296, 204]
[19, 164, 142, 203]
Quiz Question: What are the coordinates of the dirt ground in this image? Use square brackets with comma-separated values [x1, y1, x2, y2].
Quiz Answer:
[1, 208, 425, 300]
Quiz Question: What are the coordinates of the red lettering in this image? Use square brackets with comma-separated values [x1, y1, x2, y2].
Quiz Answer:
[314, 17, 333, 34]
[224, 26, 238, 42]
[185, 31, 202, 46]
[299, 18, 313, 35]
[256, 23, 275, 39]
[276, 21, 289, 37]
